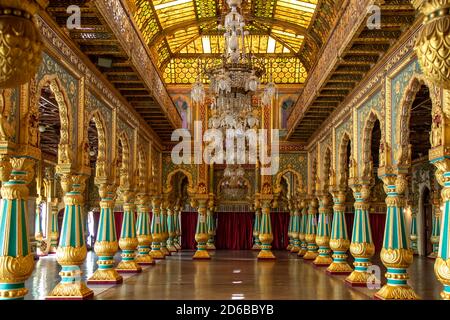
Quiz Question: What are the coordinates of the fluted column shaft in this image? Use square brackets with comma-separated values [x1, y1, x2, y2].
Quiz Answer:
[160, 206, 170, 256]
[117, 199, 141, 273]
[303, 198, 319, 260]
[345, 184, 375, 287]
[252, 207, 262, 250]
[410, 209, 418, 255]
[430, 202, 441, 258]
[327, 190, 352, 274]
[206, 207, 216, 250]
[375, 174, 418, 300]
[150, 197, 165, 259]
[88, 187, 122, 284]
[173, 206, 182, 250]
[297, 200, 308, 257]
[257, 199, 275, 260]
[167, 206, 178, 252]
[290, 205, 300, 253]
[287, 209, 294, 251]
[49, 202, 59, 254]
[135, 197, 154, 264]
[193, 199, 210, 259]
[0, 158, 35, 300]
[47, 174, 93, 300]
[314, 194, 332, 266]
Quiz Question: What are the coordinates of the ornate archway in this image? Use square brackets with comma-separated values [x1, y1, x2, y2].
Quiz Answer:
[362, 111, 384, 177]
[37, 75, 73, 165]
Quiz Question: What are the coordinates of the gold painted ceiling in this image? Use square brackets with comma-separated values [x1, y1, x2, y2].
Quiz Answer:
[128, 0, 341, 84]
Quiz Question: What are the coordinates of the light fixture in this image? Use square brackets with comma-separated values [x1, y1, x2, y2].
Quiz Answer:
[38, 125, 46, 133]
[89, 150, 96, 157]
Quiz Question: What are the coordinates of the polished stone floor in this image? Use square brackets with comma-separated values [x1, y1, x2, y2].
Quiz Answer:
[25, 250, 441, 300]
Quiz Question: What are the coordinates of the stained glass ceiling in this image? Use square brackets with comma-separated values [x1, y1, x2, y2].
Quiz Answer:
[130, 0, 337, 85]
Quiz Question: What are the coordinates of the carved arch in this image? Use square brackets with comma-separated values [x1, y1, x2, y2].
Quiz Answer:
[117, 131, 131, 189]
[86, 110, 108, 178]
[361, 110, 384, 176]
[337, 132, 352, 187]
[164, 168, 196, 195]
[36, 75, 73, 165]
[137, 144, 148, 193]
[396, 74, 442, 166]
[274, 168, 304, 195]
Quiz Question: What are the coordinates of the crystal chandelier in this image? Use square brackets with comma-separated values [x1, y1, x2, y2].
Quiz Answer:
[190, 0, 277, 133]
[221, 164, 247, 200]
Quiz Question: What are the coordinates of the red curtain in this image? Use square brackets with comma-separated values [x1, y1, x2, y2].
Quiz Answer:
[271, 212, 290, 250]
[345, 212, 386, 252]
[114, 212, 124, 238]
[181, 212, 198, 250]
[215, 212, 253, 250]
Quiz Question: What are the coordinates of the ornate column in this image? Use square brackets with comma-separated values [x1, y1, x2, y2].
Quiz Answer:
[193, 198, 210, 259]
[34, 197, 44, 254]
[88, 183, 122, 284]
[429, 190, 441, 258]
[345, 182, 375, 286]
[206, 198, 216, 250]
[287, 203, 294, 251]
[173, 204, 182, 250]
[252, 198, 262, 250]
[290, 200, 301, 253]
[116, 190, 141, 273]
[303, 197, 319, 260]
[410, 208, 419, 255]
[327, 188, 352, 274]
[0, 158, 35, 299]
[375, 173, 419, 300]
[313, 193, 332, 266]
[159, 201, 170, 256]
[167, 204, 178, 253]
[135, 194, 154, 265]
[47, 174, 93, 300]
[258, 197, 276, 260]
[43, 167, 59, 254]
[297, 199, 308, 257]
[150, 196, 165, 259]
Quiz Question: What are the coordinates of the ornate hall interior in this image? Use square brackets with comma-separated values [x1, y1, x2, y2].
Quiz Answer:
[1, 0, 450, 301]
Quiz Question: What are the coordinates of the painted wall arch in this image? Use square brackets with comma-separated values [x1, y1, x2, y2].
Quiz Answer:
[86, 110, 108, 178]
[164, 168, 196, 196]
[273, 168, 305, 195]
[361, 110, 384, 177]
[337, 132, 352, 187]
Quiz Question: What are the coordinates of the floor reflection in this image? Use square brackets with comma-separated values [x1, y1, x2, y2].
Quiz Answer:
[24, 250, 440, 300]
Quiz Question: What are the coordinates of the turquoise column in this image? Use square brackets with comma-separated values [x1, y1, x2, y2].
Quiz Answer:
[193, 199, 211, 259]
[48, 203, 59, 254]
[135, 196, 154, 264]
[287, 208, 294, 251]
[297, 199, 308, 257]
[206, 207, 216, 250]
[257, 199, 275, 260]
[375, 174, 419, 300]
[47, 174, 93, 300]
[303, 197, 318, 260]
[327, 190, 352, 274]
[430, 193, 441, 258]
[117, 192, 142, 273]
[410, 209, 418, 255]
[290, 203, 300, 253]
[0, 160, 35, 300]
[150, 197, 165, 259]
[173, 205, 182, 250]
[34, 198, 43, 242]
[159, 204, 170, 256]
[167, 206, 178, 252]
[314, 194, 332, 266]
[345, 184, 375, 287]
[252, 206, 262, 250]
[88, 186, 122, 284]
[433, 170, 450, 300]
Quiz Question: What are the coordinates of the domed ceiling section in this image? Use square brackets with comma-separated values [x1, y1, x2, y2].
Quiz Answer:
[129, 0, 341, 85]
